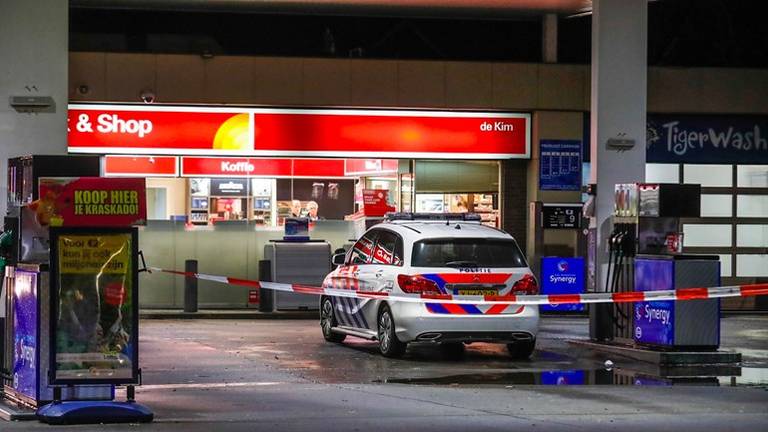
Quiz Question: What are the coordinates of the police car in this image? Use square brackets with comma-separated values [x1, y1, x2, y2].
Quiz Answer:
[320, 213, 539, 359]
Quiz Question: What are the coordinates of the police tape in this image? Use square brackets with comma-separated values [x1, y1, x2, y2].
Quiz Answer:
[147, 266, 768, 306]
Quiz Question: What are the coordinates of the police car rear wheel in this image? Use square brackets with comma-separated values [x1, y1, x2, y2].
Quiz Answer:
[378, 305, 406, 358]
[321, 297, 346, 343]
[506, 339, 536, 359]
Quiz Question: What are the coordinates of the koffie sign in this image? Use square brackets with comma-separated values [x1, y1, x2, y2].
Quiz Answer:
[37, 177, 146, 227]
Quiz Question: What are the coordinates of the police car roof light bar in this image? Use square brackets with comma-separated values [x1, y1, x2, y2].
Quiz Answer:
[385, 212, 482, 222]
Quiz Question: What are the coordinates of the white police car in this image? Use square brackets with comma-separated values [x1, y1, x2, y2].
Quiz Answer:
[320, 213, 539, 359]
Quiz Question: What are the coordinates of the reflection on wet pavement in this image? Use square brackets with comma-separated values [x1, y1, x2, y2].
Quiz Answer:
[380, 366, 768, 388]
[137, 317, 768, 392]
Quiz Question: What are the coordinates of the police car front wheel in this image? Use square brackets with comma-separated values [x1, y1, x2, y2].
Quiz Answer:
[320, 297, 346, 343]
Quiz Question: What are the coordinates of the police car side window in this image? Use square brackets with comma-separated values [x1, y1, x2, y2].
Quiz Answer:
[349, 231, 377, 265]
[371, 230, 404, 266]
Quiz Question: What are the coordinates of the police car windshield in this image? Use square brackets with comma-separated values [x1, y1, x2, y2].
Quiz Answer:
[411, 238, 527, 268]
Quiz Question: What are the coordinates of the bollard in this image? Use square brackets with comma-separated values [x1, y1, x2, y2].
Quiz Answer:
[184, 259, 198, 313]
[589, 303, 613, 342]
[258, 260, 274, 313]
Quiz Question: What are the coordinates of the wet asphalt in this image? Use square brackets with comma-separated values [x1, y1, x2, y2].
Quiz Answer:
[3, 315, 768, 431]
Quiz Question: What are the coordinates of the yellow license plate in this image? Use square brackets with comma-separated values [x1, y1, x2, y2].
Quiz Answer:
[457, 290, 498, 296]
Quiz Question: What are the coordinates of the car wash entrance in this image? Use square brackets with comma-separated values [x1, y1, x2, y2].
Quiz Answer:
[67, 104, 531, 310]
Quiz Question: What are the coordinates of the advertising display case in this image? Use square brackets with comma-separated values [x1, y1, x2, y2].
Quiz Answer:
[48, 228, 139, 385]
[8, 265, 41, 404]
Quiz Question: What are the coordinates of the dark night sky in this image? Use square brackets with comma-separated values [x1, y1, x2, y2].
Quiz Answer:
[70, 0, 768, 68]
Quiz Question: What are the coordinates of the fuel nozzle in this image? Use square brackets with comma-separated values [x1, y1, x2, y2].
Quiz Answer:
[0, 229, 13, 257]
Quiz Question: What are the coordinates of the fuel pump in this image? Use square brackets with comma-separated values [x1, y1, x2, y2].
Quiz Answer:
[590, 183, 718, 348]
[1, 155, 152, 423]
[0, 227, 13, 390]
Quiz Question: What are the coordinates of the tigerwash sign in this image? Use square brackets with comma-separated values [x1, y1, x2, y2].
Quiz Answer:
[646, 114, 768, 164]
[582, 113, 768, 164]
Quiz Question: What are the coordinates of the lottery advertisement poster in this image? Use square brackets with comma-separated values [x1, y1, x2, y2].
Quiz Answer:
[50, 229, 139, 384]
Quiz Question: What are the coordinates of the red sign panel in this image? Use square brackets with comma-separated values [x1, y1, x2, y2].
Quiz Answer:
[181, 157, 345, 178]
[252, 111, 529, 158]
[248, 289, 259, 304]
[104, 155, 178, 177]
[344, 159, 399, 176]
[69, 105, 530, 159]
[68, 106, 250, 153]
[37, 177, 147, 227]
[362, 189, 396, 217]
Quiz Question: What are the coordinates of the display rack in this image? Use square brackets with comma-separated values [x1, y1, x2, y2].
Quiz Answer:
[473, 193, 500, 228]
[252, 196, 272, 225]
[189, 196, 209, 225]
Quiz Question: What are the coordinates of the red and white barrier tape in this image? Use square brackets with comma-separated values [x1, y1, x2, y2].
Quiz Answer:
[147, 266, 768, 306]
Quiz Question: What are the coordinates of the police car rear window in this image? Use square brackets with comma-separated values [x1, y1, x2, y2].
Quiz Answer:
[411, 238, 527, 268]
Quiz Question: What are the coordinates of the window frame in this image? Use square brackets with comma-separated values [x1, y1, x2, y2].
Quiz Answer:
[366, 228, 405, 267]
[348, 230, 379, 265]
[410, 236, 528, 268]
[678, 163, 768, 281]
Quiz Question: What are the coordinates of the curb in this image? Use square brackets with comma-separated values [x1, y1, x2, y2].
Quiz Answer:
[139, 310, 317, 320]
[0, 399, 37, 421]
[568, 339, 742, 365]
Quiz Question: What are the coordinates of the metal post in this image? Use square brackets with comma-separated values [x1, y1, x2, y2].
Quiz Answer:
[258, 260, 274, 313]
[589, 303, 614, 341]
[184, 260, 198, 313]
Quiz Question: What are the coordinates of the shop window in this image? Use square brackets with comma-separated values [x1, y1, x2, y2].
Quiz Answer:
[350, 232, 376, 265]
[737, 195, 768, 218]
[700, 194, 732, 218]
[646, 164, 679, 184]
[737, 225, 768, 247]
[736, 254, 768, 277]
[737, 166, 768, 188]
[370, 230, 403, 266]
[146, 187, 168, 220]
[692, 254, 733, 278]
[683, 164, 732, 187]
[682, 224, 731, 247]
[415, 160, 499, 193]
[581, 162, 591, 202]
[718, 254, 733, 278]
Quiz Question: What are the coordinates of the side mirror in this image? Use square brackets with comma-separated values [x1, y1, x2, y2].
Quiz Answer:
[332, 252, 346, 266]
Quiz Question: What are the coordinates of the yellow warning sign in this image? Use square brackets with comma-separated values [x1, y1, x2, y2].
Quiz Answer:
[58, 234, 131, 275]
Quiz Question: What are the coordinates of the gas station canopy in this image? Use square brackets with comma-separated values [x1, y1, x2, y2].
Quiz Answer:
[70, 0, 593, 18]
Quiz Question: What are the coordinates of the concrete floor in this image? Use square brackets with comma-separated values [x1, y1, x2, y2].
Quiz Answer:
[3, 316, 768, 431]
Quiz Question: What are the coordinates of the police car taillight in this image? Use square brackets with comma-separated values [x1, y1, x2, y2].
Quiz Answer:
[397, 274, 440, 294]
[512, 274, 538, 295]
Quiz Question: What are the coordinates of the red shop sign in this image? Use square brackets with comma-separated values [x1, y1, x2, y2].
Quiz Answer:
[181, 157, 346, 178]
[69, 105, 531, 159]
[104, 155, 178, 177]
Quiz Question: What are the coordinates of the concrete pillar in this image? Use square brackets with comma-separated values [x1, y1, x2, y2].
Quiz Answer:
[542, 14, 558, 64]
[0, 0, 69, 216]
[590, 0, 647, 290]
